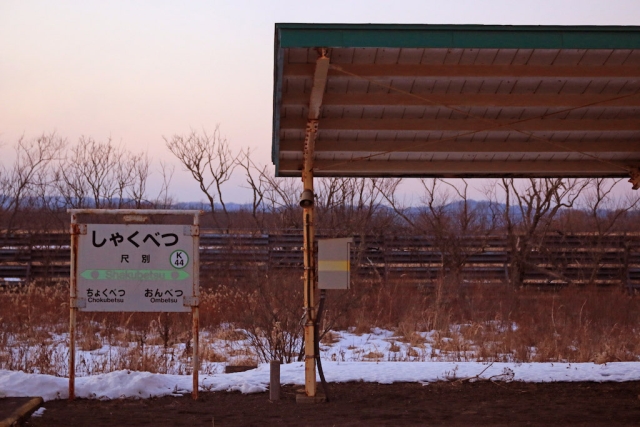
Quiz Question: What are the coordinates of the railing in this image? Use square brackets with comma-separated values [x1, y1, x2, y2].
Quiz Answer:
[1, 231, 639, 289]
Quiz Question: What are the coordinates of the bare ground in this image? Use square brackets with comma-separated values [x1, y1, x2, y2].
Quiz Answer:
[23, 381, 640, 426]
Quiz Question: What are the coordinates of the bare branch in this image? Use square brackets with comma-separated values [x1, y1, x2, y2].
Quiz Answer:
[237, 148, 267, 230]
[2, 132, 65, 233]
[165, 126, 237, 229]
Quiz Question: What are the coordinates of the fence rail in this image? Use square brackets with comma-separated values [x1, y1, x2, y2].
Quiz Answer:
[1, 231, 639, 289]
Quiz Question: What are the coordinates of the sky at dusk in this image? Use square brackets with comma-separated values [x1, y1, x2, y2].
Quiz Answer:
[2, 0, 639, 203]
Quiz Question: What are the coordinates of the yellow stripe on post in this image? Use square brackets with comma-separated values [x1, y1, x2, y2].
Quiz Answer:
[318, 260, 349, 272]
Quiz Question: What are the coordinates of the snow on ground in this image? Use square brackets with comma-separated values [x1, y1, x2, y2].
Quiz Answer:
[2, 362, 640, 402]
[2, 328, 640, 401]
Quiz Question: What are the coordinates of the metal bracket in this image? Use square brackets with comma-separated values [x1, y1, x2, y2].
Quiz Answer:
[183, 296, 199, 307]
[70, 224, 87, 235]
[184, 225, 200, 236]
[305, 119, 319, 135]
[71, 298, 86, 309]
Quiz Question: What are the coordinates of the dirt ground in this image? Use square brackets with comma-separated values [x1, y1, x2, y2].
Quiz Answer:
[24, 381, 640, 426]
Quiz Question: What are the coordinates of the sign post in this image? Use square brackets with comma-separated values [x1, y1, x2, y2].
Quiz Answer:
[68, 209, 201, 400]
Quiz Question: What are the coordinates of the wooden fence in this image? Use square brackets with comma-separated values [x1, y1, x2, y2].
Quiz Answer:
[1, 231, 639, 289]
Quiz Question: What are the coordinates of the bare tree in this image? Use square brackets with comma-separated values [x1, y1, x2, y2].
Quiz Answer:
[55, 137, 150, 209]
[375, 178, 420, 233]
[125, 152, 151, 208]
[418, 179, 497, 279]
[315, 177, 396, 236]
[574, 178, 640, 286]
[1, 133, 65, 234]
[380, 178, 498, 289]
[241, 271, 304, 363]
[260, 172, 302, 230]
[53, 150, 89, 209]
[165, 127, 237, 229]
[499, 178, 590, 287]
[55, 137, 120, 208]
[152, 161, 176, 209]
[580, 178, 640, 235]
[237, 148, 267, 231]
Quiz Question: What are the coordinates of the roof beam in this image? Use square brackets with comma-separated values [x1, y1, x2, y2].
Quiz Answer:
[279, 159, 628, 175]
[280, 139, 640, 153]
[281, 117, 640, 132]
[282, 92, 640, 108]
[302, 53, 330, 177]
[284, 63, 640, 79]
[308, 56, 330, 120]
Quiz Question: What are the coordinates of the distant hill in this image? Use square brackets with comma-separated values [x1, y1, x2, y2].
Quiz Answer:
[172, 202, 253, 211]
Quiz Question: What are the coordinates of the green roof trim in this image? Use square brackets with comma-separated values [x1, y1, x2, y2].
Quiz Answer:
[276, 23, 640, 49]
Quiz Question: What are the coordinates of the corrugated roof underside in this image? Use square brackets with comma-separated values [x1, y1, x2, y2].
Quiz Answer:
[276, 47, 640, 177]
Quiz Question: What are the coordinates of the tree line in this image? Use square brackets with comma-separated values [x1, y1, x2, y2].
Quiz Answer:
[1, 129, 639, 288]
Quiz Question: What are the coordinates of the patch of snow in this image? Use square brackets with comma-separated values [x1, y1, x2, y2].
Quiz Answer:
[3, 361, 640, 402]
[31, 407, 46, 417]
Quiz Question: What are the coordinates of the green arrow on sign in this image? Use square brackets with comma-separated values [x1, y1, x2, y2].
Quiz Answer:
[81, 269, 190, 281]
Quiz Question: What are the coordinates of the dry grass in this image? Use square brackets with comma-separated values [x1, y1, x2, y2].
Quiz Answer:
[363, 351, 384, 360]
[200, 345, 227, 363]
[320, 330, 341, 345]
[1, 278, 640, 377]
[446, 285, 640, 363]
[396, 321, 428, 347]
[341, 279, 640, 364]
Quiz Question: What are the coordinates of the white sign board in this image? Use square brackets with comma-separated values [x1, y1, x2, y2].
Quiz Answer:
[77, 224, 195, 312]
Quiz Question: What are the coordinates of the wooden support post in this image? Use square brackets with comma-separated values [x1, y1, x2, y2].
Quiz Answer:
[302, 170, 316, 397]
[192, 305, 199, 400]
[301, 51, 329, 399]
[192, 213, 201, 400]
[69, 305, 76, 400]
[69, 215, 79, 401]
[270, 360, 281, 401]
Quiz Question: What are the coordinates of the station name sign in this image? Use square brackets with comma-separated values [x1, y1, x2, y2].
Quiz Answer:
[76, 224, 196, 312]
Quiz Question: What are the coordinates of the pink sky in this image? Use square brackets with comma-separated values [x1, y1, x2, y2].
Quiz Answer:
[1, 0, 639, 202]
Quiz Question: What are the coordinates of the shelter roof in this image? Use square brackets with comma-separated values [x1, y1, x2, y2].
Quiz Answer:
[272, 24, 640, 179]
